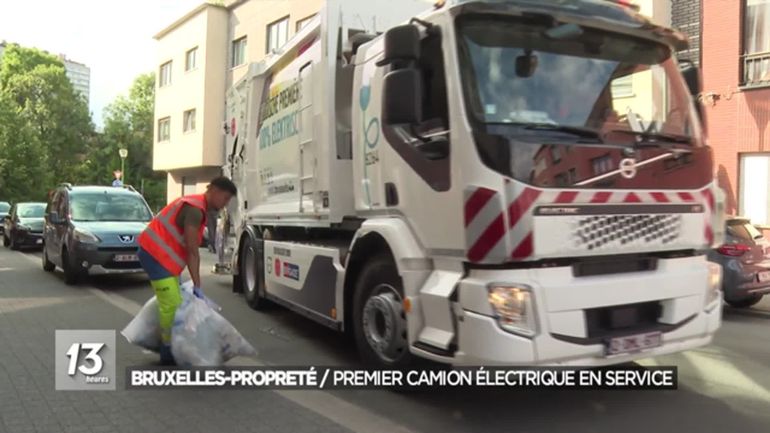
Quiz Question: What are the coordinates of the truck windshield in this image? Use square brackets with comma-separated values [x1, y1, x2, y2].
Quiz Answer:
[455, 16, 711, 189]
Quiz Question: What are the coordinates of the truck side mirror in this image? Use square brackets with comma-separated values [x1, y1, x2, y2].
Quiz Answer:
[680, 61, 700, 96]
[376, 24, 420, 67]
[382, 69, 423, 125]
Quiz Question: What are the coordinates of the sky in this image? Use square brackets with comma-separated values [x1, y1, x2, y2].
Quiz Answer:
[0, 0, 201, 129]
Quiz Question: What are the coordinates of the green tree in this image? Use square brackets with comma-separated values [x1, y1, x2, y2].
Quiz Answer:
[0, 93, 50, 202]
[0, 44, 93, 191]
[101, 72, 166, 210]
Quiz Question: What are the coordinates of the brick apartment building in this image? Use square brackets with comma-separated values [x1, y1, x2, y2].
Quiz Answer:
[699, 0, 770, 225]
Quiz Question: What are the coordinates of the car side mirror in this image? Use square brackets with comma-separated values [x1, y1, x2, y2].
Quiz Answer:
[49, 211, 62, 224]
[382, 69, 423, 125]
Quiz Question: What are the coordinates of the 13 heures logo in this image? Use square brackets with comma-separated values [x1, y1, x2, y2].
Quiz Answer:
[55, 330, 116, 390]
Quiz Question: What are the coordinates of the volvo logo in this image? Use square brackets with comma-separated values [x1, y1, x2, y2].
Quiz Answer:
[619, 158, 638, 179]
[118, 235, 134, 244]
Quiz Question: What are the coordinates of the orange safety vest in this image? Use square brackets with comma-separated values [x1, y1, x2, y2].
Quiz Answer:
[138, 194, 208, 275]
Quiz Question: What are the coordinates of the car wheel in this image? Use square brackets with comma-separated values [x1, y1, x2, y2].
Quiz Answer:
[62, 248, 81, 285]
[725, 295, 763, 308]
[240, 235, 268, 310]
[42, 247, 55, 272]
[352, 255, 412, 368]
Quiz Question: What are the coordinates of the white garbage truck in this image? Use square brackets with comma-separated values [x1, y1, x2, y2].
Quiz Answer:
[217, 0, 725, 367]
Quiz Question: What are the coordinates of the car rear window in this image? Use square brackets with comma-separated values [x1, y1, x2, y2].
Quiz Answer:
[727, 220, 763, 242]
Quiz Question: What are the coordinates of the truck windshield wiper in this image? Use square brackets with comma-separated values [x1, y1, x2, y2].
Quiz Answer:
[516, 123, 602, 140]
[609, 129, 692, 145]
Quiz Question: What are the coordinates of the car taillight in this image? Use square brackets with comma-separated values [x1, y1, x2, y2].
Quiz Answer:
[717, 244, 751, 257]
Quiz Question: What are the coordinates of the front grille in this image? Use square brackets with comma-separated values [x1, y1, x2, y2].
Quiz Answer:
[572, 214, 682, 251]
[103, 261, 141, 270]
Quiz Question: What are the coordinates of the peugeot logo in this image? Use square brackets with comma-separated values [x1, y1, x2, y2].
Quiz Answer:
[619, 158, 638, 179]
[118, 235, 134, 244]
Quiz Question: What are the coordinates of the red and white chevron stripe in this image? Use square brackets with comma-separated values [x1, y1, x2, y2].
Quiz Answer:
[464, 184, 718, 264]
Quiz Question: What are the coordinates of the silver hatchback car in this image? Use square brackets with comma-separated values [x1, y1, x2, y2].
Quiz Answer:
[708, 217, 770, 308]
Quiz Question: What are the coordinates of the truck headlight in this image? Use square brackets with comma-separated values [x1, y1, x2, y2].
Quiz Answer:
[73, 228, 100, 244]
[488, 284, 537, 337]
[705, 262, 722, 310]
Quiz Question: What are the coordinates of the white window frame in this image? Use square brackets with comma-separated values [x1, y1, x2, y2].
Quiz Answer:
[739, 153, 770, 226]
[267, 16, 290, 54]
[159, 61, 172, 87]
[232, 36, 247, 68]
[183, 109, 196, 133]
[185, 47, 198, 72]
[296, 14, 316, 32]
[158, 117, 171, 142]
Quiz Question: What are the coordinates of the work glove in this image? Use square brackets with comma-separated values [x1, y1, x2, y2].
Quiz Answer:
[192, 286, 204, 299]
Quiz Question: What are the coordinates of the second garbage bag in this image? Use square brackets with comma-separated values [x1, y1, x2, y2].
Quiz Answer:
[171, 288, 257, 366]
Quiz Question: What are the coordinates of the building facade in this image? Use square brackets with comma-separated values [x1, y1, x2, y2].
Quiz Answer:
[701, 0, 770, 225]
[153, 0, 322, 203]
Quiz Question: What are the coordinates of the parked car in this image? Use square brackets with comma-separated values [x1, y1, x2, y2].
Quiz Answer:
[0, 201, 10, 236]
[3, 202, 46, 250]
[708, 217, 770, 308]
[42, 184, 152, 284]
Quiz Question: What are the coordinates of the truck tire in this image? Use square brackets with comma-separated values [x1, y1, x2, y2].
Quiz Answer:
[62, 248, 81, 285]
[352, 255, 413, 368]
[42, 248, 55, 272]
[725, 295, 763, 308]
[240, 235, 268, 310]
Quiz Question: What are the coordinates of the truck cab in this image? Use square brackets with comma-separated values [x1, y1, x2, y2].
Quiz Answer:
[222, 0, 724, 367]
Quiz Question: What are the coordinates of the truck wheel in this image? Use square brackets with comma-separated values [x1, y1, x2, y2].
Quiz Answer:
[62, 248, 80, 285]
[42, 248, 55, 272]
[241, 235, 268, 310]
[725, 295, 763, 308]
[353, 256, 412, 368]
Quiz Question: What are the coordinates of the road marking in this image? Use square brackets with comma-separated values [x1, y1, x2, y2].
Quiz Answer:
[18, 252, 416, 433]
[0, 267, 14, 272]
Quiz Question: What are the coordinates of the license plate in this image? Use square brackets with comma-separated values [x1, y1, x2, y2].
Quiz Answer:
[114, 254, 138, 262]
[36, 239, 43, 245]
[605, 331, 662, 356]
[758, 271, 770, 283]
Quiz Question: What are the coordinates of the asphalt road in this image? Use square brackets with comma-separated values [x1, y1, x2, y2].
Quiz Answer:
[1, 245, 770, 433]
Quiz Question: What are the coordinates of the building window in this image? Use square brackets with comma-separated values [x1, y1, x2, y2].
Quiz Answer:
[183, 109, 196, 133]
[550, 145, 562, 164]
[591, 154, 613, 175]
[611, 75, 634, 97]
[267, 16, 290, 53]
[296, 14, 316, 32]
[159, 61, 172, 87]
[157, 117, 170, 142]
[185, 47, 198, 71]
[742, 0, 770, 85]
[232, 37, 247, 68]
[739, 154, 770, 225]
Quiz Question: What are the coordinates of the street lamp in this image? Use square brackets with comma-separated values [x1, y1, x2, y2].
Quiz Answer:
[119, 148, 128, 184]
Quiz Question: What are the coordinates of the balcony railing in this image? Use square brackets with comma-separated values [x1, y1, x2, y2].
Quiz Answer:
[742, 51, 770, 87]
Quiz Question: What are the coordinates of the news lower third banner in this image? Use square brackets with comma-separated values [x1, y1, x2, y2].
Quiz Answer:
[126, 366, 678, 390]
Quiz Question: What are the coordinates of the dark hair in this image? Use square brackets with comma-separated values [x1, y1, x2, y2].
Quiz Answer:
[208, 176, 238, 195]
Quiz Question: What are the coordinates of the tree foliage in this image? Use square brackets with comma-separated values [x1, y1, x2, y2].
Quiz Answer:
[0, 44, 165, 208]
